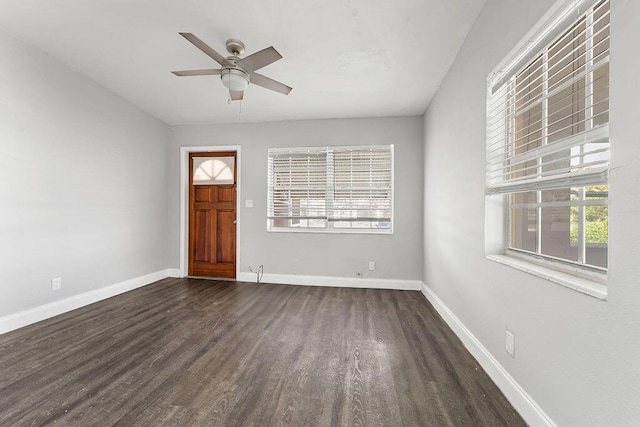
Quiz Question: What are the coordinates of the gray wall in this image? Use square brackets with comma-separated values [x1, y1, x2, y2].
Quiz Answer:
[169, 117, 424, 280]
[0, 30, 170, 317]
[423, 0, 640, 424]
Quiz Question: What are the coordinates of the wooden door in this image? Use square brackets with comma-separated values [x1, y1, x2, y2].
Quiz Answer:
[189, 152, 237, 278]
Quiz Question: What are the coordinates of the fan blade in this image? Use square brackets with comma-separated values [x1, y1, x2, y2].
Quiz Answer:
[179, 32, 230, 66]
[250, 72, 292, 95]
[172, 69, 221, 76]
[230, 90, 244, 101]
[237, 46, 282, 72]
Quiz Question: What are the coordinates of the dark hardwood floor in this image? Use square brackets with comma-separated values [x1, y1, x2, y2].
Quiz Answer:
[0, 279, 525, 426]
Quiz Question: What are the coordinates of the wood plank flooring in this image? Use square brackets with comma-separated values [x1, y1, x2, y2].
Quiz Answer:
[0, 279, 525, 426]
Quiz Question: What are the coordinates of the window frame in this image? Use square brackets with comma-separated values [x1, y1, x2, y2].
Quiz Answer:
[485, 0, 609, 291]
[267, 144, 394, 234]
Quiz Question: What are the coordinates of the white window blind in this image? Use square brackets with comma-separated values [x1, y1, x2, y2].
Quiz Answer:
[267, 145, 393, 232]
[331, 147, 392, 225]
[267, 148, 327, 221]
[486, 0, 610, 195]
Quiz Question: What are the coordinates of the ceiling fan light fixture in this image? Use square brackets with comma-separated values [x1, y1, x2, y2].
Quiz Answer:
[221, 68, 249, 91]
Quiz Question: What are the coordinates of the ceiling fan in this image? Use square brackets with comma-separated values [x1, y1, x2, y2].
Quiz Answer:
[172, 33, 292, 101]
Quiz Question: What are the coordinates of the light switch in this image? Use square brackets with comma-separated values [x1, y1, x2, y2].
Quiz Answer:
[245, 199, 254, 208]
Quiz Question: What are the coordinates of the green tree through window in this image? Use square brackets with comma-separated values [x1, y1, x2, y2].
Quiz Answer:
[570, 185, 608, 244]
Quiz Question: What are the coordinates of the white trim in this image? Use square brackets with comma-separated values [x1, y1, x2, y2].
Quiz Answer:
[0, 270, 171, 335]
[266, 227, 392, 235]
[486, 254, 607, 300]
[167, 268, 183, 278]
[236, 272, 421, 290]
[420, 282, 556, 427]
[179, 145, 242, 278]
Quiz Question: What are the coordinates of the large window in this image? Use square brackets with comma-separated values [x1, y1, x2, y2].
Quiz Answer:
[267, 145, 393, 233]
[486, 0, 609, 272]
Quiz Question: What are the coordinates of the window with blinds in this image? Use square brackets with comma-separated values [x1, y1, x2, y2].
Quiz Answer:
[268, 145, 393, 232]
[486, 0, 609, 271]
[268, 149, 327, 229]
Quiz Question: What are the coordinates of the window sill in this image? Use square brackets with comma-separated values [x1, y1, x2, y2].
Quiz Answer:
[267, 227, 393, 235]
[486, 254, 607, 300]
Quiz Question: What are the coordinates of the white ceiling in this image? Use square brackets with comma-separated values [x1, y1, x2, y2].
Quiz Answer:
[0, 0, 485, 125]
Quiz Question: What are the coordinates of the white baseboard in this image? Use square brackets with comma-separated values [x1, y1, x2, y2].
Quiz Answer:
[0, 269, 172, 335]
[167, 268, 183, 278]
[236, 272, 421, 290]
[420, 282, 555, 427]
[237, 272, 257, 282]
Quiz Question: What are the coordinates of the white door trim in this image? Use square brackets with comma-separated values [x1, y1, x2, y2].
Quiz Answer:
[179, 145, 242, 278]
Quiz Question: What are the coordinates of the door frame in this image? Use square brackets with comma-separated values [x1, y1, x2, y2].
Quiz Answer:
[179, 145, 241, 278]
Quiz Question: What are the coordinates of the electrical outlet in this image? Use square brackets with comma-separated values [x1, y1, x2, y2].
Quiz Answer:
[51, 277, 62, 291]
[505, 329, 515, 357]
[368, 261, 376, 271]
[245, 199, 254, 208]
